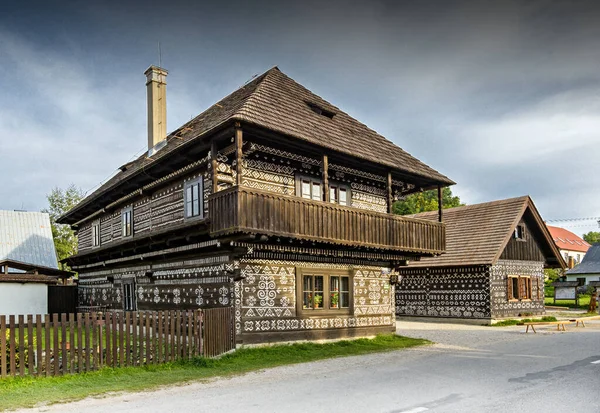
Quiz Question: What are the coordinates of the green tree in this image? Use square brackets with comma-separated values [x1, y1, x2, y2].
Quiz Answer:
[42, 185, 84, 269]
[393, 187, 463, 215]
[583, 231, 600, 245]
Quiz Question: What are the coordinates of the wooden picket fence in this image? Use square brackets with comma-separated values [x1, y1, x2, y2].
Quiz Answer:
[0, 307, 235, 378]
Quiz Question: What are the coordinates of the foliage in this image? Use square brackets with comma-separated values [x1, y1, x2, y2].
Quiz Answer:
[42, 185, 84, 270]
[544, 268, 563, 286]
[583, 231, 600, 245]
[490, 316, 557, 327]
[0, 334, 429, 410]
[393, 187, 463, 216]
[3, 330, 36, 373]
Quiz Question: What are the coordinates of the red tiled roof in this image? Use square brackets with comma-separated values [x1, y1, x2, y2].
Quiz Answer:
[546, 225, 591, 253]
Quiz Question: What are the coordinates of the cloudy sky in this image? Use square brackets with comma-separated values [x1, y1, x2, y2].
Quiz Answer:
[1, 0, 599, 236]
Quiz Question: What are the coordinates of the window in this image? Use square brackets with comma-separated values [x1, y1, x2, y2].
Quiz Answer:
[123, 280, 137, 311]
[92, 221, 101, 247]
[576, 254, 581, 264]
[329, 185, 349, 206]
[577, 278, 586, 287]
[298, 176, 322, 201]
[122, 207, 133, 237]
[507, 275, 532, 300]
[564, 252, 569, 262]
[297, 269, 352, 313]
[184, 178, 203, 219]
[514, 225, 525, 240]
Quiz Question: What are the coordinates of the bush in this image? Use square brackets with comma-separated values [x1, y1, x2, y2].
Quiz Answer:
[3, 330, 36, 373]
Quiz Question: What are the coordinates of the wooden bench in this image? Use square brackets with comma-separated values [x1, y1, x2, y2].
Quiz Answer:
[524, 321, 570, 333]
[571, 315, 600, 327]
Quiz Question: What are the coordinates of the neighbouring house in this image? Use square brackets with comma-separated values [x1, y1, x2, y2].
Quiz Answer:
[0, 210, 72, 315]
[546, 225, 590, 268]
[57, 66, 454, 344]
[565, 244, 600, 286]
[395, 196, 566, 321]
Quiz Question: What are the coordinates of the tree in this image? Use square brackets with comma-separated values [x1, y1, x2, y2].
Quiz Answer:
[583, 231, 600, 245]
[42, 185, 85, 269]
[393, 187, 463, 215]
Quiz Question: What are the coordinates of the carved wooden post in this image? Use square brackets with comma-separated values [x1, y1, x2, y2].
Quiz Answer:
[322, 154, 329, 202]
[437, 185, 443, 222]
[234, 123, 243, 186]
[387, 172, 393, 214]
[211, 140, 218, 193]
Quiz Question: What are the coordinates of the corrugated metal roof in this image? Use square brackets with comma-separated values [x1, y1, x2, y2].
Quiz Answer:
[0, 210, 58, 269]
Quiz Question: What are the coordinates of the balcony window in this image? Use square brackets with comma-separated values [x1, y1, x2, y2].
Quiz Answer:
[329, 185, 349, 206]
[298, 176, 322, 201]
[185, 178, 203, 219]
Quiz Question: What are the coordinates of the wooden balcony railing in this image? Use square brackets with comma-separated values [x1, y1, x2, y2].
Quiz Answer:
[208, 187, 445, 254]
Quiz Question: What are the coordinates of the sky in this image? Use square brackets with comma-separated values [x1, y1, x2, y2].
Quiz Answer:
[1, 0, 599, 236]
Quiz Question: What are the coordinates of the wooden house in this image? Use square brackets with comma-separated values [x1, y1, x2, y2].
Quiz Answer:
[395, 196, 566, 321]
[58, 66, 453, 343]
[565, 244, 600, 286]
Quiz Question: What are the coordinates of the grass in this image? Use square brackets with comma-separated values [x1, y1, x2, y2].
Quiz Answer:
[545, 295, 591, 309]
[0, 334, 428, 411]
[491, 316, 557, 327]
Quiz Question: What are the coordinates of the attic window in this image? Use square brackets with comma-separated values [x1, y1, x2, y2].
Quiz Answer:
[306, 102, 335, 119]
[514, 225, 525, 240]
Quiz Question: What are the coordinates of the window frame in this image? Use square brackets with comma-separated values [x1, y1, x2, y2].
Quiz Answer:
[296, 268, 353, 316]
[328, 182, 351, 206]
[91, 220, 101, 248]
[122, 279, 137, 311]
[184, 177, 204, 220]
[121, 206, 133, 238]
[507, 275, 533, 301]
[296, 174, 323, 201]
[295, 174, 351, 206]
[514, 224, 526, 241]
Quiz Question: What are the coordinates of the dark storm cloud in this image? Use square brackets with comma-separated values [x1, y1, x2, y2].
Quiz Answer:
[1, 0, 599, 234]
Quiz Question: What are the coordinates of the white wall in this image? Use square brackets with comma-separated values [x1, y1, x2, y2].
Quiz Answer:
[566, 274, 600, 286]
[560, 248, 586, 266]
[0, 283, 47, 316]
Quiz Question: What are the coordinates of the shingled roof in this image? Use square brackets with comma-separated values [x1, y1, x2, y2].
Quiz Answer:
[405, 196, 564, 268]
[567, 244, 600, 274]
[59, 67, 453, 225]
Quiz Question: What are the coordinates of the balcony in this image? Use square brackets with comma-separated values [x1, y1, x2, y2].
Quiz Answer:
[208, 187, 445, 254]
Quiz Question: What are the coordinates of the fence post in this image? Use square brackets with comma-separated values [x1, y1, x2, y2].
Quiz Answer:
[27, 315, 34, 376]
[0, 315, 6, 378]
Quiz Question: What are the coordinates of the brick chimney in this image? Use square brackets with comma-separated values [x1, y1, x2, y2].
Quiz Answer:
[145, 65, 168, 155]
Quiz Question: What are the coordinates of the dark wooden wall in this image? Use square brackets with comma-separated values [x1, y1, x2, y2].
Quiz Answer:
[48, 285, 78, 314]
[500, 218, 545, 262]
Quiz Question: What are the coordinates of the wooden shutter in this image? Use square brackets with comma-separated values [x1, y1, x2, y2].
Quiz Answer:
[507, 277, 513, 300]
[519, 277, 526, 300]
[536, 277, 540, 300]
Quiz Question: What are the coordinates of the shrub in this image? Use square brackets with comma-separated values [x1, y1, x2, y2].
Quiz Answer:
[3, 330, 36, 373]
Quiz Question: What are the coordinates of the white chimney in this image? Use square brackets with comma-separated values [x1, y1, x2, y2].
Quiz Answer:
[145, 65, 168, 155]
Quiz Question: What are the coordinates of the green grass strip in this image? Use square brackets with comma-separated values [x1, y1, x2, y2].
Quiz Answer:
[490, 316, 557, 327]
[0, 334, 428, 411]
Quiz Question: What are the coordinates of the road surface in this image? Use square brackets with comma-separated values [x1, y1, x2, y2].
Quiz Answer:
[13, 319, 600, 413]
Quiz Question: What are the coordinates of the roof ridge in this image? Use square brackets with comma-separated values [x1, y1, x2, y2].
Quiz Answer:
[411, 195, 529, 217]
[234, 66, 280, 119]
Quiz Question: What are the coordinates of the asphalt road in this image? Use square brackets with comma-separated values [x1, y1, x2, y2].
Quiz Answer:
[14, 319, 600, 413]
